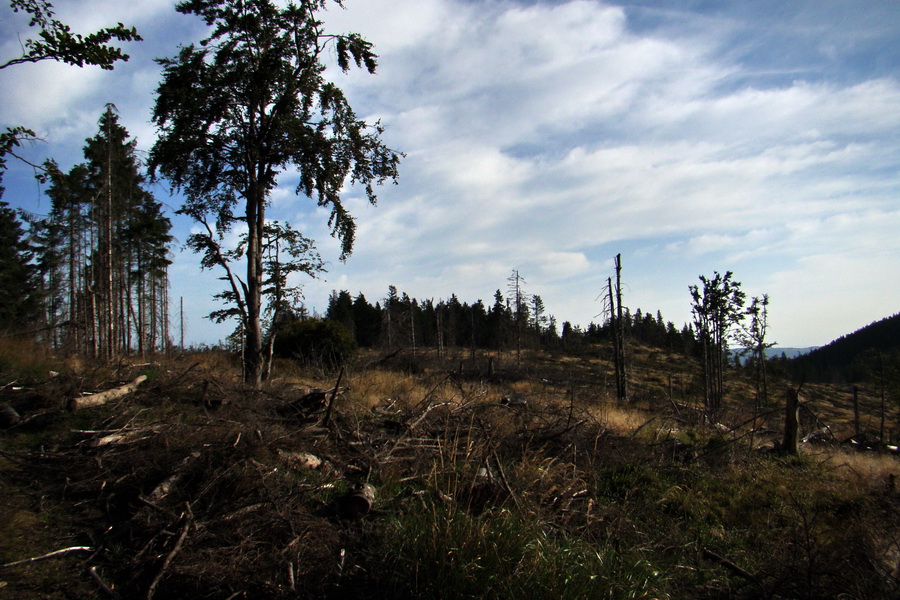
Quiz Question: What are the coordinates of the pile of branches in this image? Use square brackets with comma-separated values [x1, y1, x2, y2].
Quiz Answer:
[0, 361, 602, 599]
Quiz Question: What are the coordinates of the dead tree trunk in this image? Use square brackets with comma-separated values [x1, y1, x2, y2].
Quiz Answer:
[69, 375, 148, 410]
[609, 254, 627, 402]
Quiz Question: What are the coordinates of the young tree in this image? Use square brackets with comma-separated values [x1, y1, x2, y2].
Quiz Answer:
[737, 295, 775, 411]
[150, 0, 401, 385]
[530, 294, 547, 338]
[689, 271, 746, 417]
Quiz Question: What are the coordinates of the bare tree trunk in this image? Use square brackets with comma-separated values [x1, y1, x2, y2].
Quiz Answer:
[879, 351, 886, 442]
[105, 114, 115, 360]
[409, 306, 416, 357]
[161, 266, 170, 353]
[608, 276, 622, 402]
[614, 254, 627, 402]
[616, 254, 628, 402]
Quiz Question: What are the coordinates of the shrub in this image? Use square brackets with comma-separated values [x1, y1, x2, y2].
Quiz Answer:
[272, 318, 356, 370]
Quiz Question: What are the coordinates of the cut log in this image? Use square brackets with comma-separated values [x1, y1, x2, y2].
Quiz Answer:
[69, 375, 148, 410]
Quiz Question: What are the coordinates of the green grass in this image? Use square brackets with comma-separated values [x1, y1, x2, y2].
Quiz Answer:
[371, 498, 666, 600]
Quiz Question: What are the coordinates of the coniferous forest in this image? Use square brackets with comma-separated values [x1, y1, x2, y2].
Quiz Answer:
[322, 287, 697, 357]
[2, 107, 172, 357]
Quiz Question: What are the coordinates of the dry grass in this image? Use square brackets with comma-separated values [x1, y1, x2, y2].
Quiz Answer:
[812, 446, 900, 490]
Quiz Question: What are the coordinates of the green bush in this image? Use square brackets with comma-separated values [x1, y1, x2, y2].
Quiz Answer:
[272, 318, 356, 370]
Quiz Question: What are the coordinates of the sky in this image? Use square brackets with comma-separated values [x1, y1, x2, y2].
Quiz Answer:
[1, 0, 898, 348]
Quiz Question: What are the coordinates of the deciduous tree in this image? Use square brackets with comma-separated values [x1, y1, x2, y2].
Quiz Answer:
[150, 0, 400, 385]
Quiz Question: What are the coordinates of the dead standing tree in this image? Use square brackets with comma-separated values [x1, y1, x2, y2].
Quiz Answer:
[609, 254, 627, 402]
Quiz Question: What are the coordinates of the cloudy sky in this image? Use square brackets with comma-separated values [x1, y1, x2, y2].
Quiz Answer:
[2, 0, 898, 348]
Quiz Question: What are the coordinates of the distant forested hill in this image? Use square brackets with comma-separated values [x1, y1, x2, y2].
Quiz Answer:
[767, 347, 818, 360]
[787, 313, 900, 382]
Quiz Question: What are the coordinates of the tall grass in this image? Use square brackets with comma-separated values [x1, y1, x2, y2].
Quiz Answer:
[371, 499, 667, 600]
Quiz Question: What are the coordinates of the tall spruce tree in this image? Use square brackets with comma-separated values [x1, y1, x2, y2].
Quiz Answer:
[150, 0, 400, 385]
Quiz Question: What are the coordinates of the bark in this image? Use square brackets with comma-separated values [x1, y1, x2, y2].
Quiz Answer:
[243, 185, 264, 386]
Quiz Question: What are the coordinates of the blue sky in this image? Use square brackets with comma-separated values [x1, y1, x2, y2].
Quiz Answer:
[2, 0, 898, 347]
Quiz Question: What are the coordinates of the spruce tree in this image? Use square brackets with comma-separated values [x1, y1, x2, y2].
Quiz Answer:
[32, 107, 172, 356]
[0, 201, 39, 333]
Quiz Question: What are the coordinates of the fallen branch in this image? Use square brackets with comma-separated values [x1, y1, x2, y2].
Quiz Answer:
[69, 375, 148, 410]
[89, 565, 122, 599]
[147, 452, 201, 504]
[87, 426, 159, 448]
[702, 547, 759, 583]
[1, 545, 94, 568]
[146, 507, 192, 600]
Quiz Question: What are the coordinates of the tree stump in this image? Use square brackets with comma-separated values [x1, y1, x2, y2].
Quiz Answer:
[782, 387, 800, 456]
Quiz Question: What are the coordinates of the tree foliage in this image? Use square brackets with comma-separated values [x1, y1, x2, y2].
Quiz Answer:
[0, 201, 39, 331]
[1, 0, 141, 70]
[690, 271, 746, 416]
[150, 0, 400, 385]
[736, 294, 775, 407]
[272, 317, 356, 371]
[0, 1, 142, 186]
[790, 313, 900, 383]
